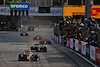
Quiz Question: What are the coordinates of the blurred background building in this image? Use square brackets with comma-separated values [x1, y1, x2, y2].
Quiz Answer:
[0, 0, 99, 6]
[0, 0, 63, 6]
[0, 0, 100, 31]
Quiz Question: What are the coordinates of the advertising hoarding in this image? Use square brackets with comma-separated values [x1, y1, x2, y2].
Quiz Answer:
[86, 45, 90, 58]
[81, 42, 86, 55]
[68, 38, 70, 48]
[70, 38, 73, 49]
[91, 6, 100, 19]
[9, 2, 29, 11]
[79, 41, 82, 53]
[75, 40, 79, 51]
[63, 5, 100, 19]
[73, 39, 75, 50]
[90, 45, 96, 61]
[0, 6, 62, 16]
[96, 48, 100, 63]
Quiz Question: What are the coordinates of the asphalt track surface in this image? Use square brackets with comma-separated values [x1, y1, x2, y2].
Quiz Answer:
[0, 26, 99, 67]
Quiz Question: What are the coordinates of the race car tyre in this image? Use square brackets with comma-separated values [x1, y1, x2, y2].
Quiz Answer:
[34, 38, 36, 40]
[40, 38, 42, 40]
[44, 47, 47, 52]
[31, 47, 37, 51]
[39, 41, 43, 44]
[26, 34, 28, 36]
[20, 34, 23, 36]
[31, 47, 34, 50]
[49, 42, 51, 45]
[35, 47, 39, 52]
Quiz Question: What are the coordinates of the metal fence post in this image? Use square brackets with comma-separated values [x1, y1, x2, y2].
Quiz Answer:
[84, 0, 91, 39]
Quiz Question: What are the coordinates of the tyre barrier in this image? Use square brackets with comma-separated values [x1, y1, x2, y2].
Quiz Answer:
[53, 34, 100, 64]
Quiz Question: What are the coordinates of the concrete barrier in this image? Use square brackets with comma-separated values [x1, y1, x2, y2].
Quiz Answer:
[53, 35, 100, 64]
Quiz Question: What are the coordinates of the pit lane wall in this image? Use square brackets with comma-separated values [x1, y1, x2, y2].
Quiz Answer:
[53, 34, 100, 64]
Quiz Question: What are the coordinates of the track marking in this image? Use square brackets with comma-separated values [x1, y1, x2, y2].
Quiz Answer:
[51, 45, 80, 67]
[0, 58, 9, 66]
[66, 48, 98, 67]
[50, 38, 98, 67]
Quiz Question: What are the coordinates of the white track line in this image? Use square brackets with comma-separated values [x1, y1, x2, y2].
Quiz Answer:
[66, 47, 98, 67]
[50, 38, 98, 67]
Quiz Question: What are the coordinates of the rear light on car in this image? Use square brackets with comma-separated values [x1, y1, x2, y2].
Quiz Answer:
[37, 37, 39, 39]
[19, 58, 21, 60]
[23, 33, 25, 35]
[31, 59, 34, 61]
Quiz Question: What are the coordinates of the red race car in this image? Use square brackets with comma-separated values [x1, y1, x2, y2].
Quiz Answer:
[18, 50, 40, 61]
[20, 32, 28, 36]
[33, 35, 42, 40]
[28, 26, 34, 31]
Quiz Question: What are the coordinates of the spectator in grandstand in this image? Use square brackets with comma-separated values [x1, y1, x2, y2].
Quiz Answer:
[62, 34, 65, 45]
[94, 32, 98, 41]
[80, 22, 84, 27]
[84, 37, 88, 42]
[63, 34, 67, 46]
[88, 34, 92, 45]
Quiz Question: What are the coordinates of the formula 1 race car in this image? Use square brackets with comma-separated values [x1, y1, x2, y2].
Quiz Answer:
[31, 44, 47, 52]
[18, 50, 40, 61]
[28, 26, 34, 31]
[20, 32, 28, 36]
[33, 36, 42, 40]
[39, 39, 51, 45]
